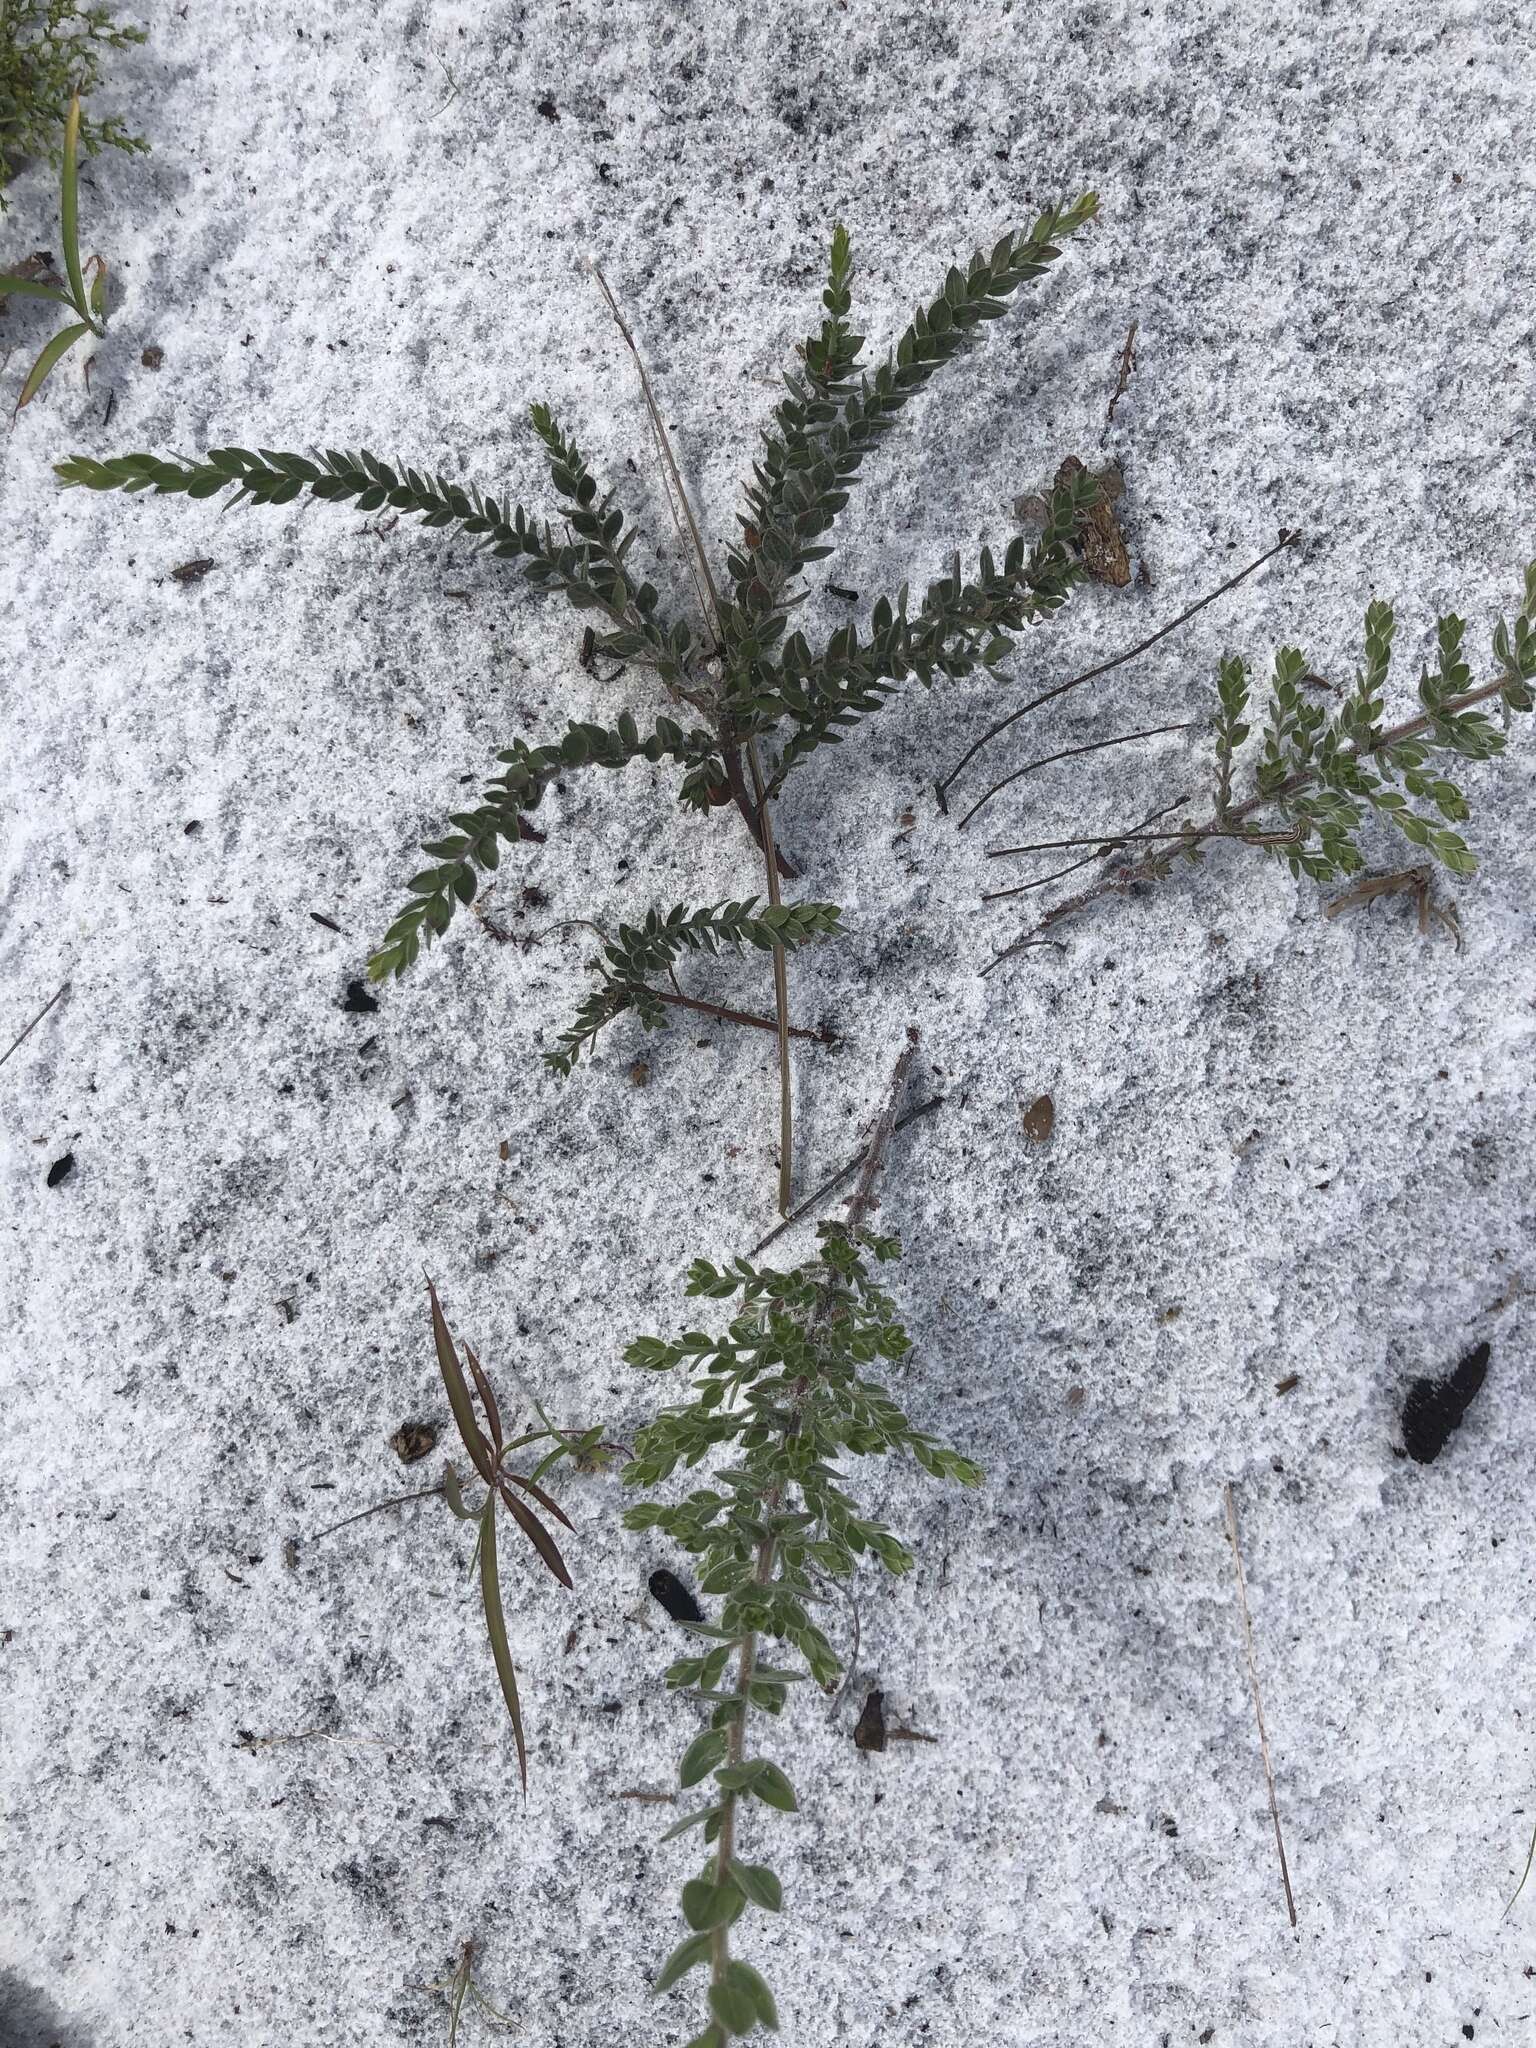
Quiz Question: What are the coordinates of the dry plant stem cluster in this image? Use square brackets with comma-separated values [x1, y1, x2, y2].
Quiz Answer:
[972, 560, 1536, 967]
[58, 196, 1104, 1209]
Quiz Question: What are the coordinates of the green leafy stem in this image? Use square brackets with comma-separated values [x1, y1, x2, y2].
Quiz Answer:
[622, 1219, 981, 2041]
[986, 564, 1536, 947]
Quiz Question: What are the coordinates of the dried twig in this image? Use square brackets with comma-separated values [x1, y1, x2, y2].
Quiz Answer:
[846, 1027, 920, 1231]
[980, 718, 1195, 797]
[1102, 318, 1139, 437]
[648, 982, 835, 1044]
[587, 259, 794, 881]
[1323, 865, 1462, 948]
[937, 531, 1299, 819]
[304, 1483, 445, 1545]
[1222, 1483, 1297, 1928]
[588, 261, 722, 646]
[1504, 1819, 1536, 1919]
[749, 1096, 945, 1256]
[0, 980, 69, 1071]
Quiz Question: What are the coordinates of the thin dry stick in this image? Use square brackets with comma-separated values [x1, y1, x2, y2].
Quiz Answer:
[1504, 1820, 1536, 1919]
[938, 530, 1300, 820]
[750, 1096, 945, 1256]
[846, 1026, 920, 1230]
[981, 792, 1194, 921]
[985, 823, 1300, 860]
[985, 719, 1195, 795]
[747, 735, 795, 1215]
[648, 983, 833, 1044]
[588, 261, 723, 645]
[306, 1483, 446, 1543]
[1102, 318, 1139, 438]
[1222, 1483, 1298, 1928]
[0, 980, 69, 1071]
[588, 259, 793, 877]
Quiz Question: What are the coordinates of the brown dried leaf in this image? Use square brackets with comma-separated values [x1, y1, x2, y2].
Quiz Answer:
[1021, 1093, 1055, 1145]
[390, 1420, 437, 1465]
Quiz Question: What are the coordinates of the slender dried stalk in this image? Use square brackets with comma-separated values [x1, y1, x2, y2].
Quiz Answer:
[645, 982, 833, 1044]
[1222, 1484, 1297, 1928]
[589, 261, 724, 646]
[747, 736, 795, 1215]
[939, 530, 1300, 820]
[0, 979, 69, 1071]
[749, 1095, 944, 1256]
[976, 718, 1195, 797]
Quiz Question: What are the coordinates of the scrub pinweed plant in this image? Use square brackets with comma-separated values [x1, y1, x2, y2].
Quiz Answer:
[621, 1037, 983, 2039]
[4, 90, 109, 406]
[427, 1279, 605, 1792]
[57, 196, 1103, 1202]
[980, 564, 1536, 964]
[0, 1, 147, 199]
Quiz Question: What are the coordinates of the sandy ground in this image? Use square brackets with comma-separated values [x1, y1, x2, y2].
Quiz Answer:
[3, 3, 1534, 2043]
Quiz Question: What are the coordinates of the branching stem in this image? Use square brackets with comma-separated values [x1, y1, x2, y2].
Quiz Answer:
[941, 530, 1300, 821]
[985, 670, 1519, 951]
[644, 983, 833, 1044]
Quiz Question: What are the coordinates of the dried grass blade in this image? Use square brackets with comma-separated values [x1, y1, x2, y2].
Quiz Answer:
[498, 1464, 575, 1532]
[428, 1278, 496, 1484]
[477, 1498, 528, 1793]
[463, 1340, 504, 1454]
[497, 1481, 574, 1589]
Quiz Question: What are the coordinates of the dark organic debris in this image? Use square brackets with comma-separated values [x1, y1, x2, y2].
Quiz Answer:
[170, 557, 216, 585]
[46, 1151, 76, 1187]
[141, 344, 164, 369]
[341, 979, 379, 1014]
[391, 1421, 437, 1465]
[1401, 1343, 1490, 1464]
[853, 1686, 887, 1752]
[648, 1568, 703, 1624]
[1018, 455, 1130, 586]
[1021, 1092, 1055, 1144]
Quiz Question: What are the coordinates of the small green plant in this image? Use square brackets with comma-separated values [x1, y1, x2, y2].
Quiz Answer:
[427, 1279, 606, 1791]
[981, 564, 1536, 960]
[57, 198, 1102, 1201]
[620, 1038, 981, 2039]
[0, 2, 146, 199]
[3, 89, 107, 406]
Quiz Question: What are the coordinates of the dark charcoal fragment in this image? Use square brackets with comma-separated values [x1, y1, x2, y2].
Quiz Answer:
[648, 1569, 703, 1623]
[341, 980, 379, 1014]
[1401, 1342, 1490, 1463]
[854, 1686, 888, 1753]
[46, 1151, 76, 1187]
